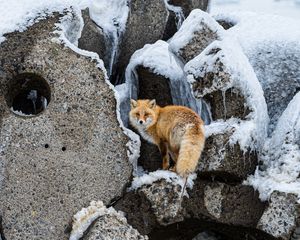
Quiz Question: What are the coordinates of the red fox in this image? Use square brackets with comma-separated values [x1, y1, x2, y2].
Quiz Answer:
[129, 99, 205, 177]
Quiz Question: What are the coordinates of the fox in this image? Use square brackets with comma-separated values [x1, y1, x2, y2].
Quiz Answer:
[129, 99, 205, 178]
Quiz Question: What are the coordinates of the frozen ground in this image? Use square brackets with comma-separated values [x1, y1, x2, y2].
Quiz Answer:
[210, 0, 300, 20]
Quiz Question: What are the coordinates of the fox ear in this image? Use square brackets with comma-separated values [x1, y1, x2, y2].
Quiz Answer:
[149, 99, 156, 109]
[130, 99, 138, 109]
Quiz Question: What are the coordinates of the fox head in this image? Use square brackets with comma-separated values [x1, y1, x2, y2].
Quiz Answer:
[129, 99, 157, 128]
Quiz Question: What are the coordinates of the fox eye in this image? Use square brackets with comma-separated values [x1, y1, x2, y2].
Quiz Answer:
[144, 113, 149, 117]
[136, 113, 140, 117]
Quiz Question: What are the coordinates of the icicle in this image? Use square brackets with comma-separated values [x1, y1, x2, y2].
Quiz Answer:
[222, 89, 227, 119]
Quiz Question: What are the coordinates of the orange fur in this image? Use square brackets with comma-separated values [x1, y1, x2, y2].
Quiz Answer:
[129, 99, 205, 177]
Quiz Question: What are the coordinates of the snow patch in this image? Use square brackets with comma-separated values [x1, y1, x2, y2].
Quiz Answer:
[69, 200, 127, 240]
[163, 0, 185, 29]
[185, 37, 269, 151]
[246, 93, 300, 201]
[130, 170, 197, 196]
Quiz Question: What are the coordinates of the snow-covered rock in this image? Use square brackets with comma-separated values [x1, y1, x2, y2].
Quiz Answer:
[78, 8, 112, 75]
[70, 201, 148, 240]
[0, 13, 133, 240]
[169, 9, 226, 63]
[185, 37, 268, 179]
[246, 92, 300, 201]
[215, 12, 300, 134]
[113, 0, 168, 84]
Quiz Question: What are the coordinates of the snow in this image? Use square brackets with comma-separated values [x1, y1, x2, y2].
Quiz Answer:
[168, 9, 226, 57]
[125, 40, 206, 122]
[129, 170, 197, 196]
[185, 37, 269, 151]
[210, 0, 300, 20]
[246, 93, 300, 202]
[163, 0, 185, 29]
[69, 200, 127, 240]
[213, 12, 300, 134]
[0, 0, 89, 44]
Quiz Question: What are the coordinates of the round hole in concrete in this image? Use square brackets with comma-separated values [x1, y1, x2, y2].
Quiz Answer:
[7, 73, 51, 117]
[62, 147, 66, 151]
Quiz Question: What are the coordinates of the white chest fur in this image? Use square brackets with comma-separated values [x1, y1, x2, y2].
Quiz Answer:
[137, 127, 155, 144]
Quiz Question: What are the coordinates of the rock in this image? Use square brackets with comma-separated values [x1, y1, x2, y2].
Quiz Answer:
[199, 128, 257, 181]
[84, 214, 148, 240]
[138, 179, 184, 226]
[69, 201, 147, 240]
[214, 12, 300, 134]
[0, 13, 132, 240]
[185, 38, 268, 180]
[112, 0, 168, 84]
[169, 9, 226, 63]
[116, 177, 265, 234]
[168, 0, 209, 17]
[78, 8, 111, 74]
[257, 191, 298, 240]
[184, 179, 265, 227]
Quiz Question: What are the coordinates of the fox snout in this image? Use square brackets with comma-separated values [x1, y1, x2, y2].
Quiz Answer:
[138, 119, 144, 125]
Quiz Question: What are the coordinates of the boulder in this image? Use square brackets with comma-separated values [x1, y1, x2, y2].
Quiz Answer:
[113, 0, 168, 84]
[115, 175, 265, 233]
[69, 201, 148, 240]
[257, 192, 299, 240]
[214, 12, 300, 134]
[0, 13, 132, 240]
[169, 9, 226, 63]
[78, 8, 111, 74]
[185, 38, 268, 180]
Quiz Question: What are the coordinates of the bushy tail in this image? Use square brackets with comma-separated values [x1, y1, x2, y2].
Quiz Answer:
[176, 130, 205, 178]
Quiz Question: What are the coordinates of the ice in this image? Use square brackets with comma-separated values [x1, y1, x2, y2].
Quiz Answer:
[185, 37, 269, 151]
[163, 0, 185, 29]
[125, 40, 205, 121]
[89, 0, 129, 76]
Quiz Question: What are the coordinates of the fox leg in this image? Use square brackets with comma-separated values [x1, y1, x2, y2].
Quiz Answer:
[176, 131, 205, 177]
[158, 141, 170, 170]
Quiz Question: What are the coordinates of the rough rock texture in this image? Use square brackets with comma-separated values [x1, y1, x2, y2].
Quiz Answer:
[83, 213, 148, 240]
[169, 9, 225, 63]
[0, 14, 132, 240]
[78, 8, 111, 73]
[168, 0, 209, 17]
[115, 178, 265, 235]
[139, 180, 184, 226]
[112, 0, 168, 84]
[214, 13, 300, 134]
[199, 129, 257, 181]
[184, 179, 265, 227]
[257, 192, 299, 240]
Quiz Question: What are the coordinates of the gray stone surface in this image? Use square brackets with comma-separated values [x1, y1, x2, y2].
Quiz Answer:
[116, 179, 265, 234]
[78, 8, 111, 73]
[113, 0, 168, 84]
[169, 9, 225, 63]
[139, 180, 184, 226]
[0, 14, 132, 240]
[257, 191, 299, 240]
[199, 128, 257, 181]
[83, 212, 148, 240]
